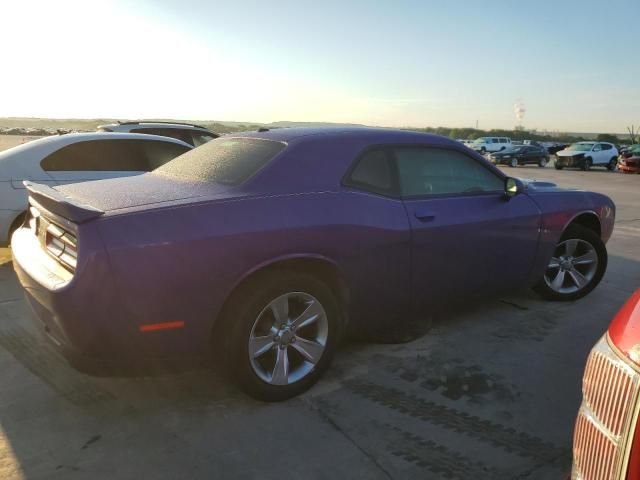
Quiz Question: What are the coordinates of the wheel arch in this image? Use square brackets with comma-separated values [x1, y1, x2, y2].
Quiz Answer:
[211, 254, 350, 343]
[563, 211, 601, 238]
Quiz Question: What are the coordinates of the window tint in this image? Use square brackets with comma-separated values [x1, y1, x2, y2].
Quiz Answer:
[131, 128, 194, 146]
[142, 141, 191, 169]
[155, 137, 285, 185]
[601, 143, 612, 151]
[191, 132, 217, 147]
[499, 138, 508, 143]
[593, 144, 602, 151]
[346, 149, 394, 195]
[394, 148, 504, 197]
[492, 138, 500, 143]
[41, 139, 189, 172]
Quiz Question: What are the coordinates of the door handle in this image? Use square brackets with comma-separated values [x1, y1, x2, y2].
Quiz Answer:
[413, 211, 435, 222]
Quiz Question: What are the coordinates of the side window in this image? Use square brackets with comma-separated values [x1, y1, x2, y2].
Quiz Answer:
[601, 144, 612, 151]
[394, 148, 504, 197]
[131, 128, 194, 146]
[42, 140, 151, 171]
[142, 141, 191, 170]
[593, 144, 602, 152]
[345, 149, 396, 195]
[492, 138, 500, 144]
[499, 138, 508, 143]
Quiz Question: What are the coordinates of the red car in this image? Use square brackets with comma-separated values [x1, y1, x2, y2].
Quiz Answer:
[572, 289, 640, 479]
[618, 155, 640, 173]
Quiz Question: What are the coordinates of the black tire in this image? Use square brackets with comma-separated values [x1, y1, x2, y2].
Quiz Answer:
[555, 162, 563, 170]
[220, 271, 341, 401]
[607, 158, 617, 171]
[8, 211, 27, 242]
[509, 157, 518, 167]
[480, 147, 486, 153]
[538, 157, 548, 168]
[533, 225, 607, 301]
[582, 158, 592, 171]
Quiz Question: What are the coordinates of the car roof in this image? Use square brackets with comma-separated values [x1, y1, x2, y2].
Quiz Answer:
[228, 126, 458, 146]
[98, 122, 210, 131]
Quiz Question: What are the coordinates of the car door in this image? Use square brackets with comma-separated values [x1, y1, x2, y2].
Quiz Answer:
[42, 139, 190, 185]
[394, 146, 542, 312]
[591, 143, 604, 165]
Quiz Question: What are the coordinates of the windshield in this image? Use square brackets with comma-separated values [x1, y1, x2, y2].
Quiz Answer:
[568, 143, 594, 151]
[155, 137, 286, 185]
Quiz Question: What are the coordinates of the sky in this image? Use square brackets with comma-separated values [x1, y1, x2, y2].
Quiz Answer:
[0, 0, 638, 133]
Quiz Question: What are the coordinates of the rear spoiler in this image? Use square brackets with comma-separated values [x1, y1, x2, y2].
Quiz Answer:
[24, 181, 104, 223]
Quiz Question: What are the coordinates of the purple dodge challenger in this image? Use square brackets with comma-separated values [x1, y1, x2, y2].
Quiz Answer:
[12, 127, 615, 401]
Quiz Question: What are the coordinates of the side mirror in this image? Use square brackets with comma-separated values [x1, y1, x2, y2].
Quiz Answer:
[504, 177, 522, 199]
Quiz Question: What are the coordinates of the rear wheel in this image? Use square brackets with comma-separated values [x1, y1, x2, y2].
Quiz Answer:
[533, 225, 607, 301]
[538, 157, 548, 168]
[220, 272, 341, 401]
[509, 157, 518, 167]
[582, 158, 592, 171]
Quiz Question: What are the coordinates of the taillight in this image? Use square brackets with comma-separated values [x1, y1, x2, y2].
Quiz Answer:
[45, 221, 78, 271]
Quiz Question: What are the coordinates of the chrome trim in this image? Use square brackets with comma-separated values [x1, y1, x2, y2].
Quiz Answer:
[572, 335, 640, 480]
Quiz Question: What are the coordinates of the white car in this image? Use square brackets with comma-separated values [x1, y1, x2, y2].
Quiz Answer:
[470, 137, 512, 153]
[97, 121, 218, 147]
[0, 132, 191, 246]
[554, 141, 619, 171]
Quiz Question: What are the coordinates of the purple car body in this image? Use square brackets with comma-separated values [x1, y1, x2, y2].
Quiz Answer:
[11, 127, 615, 398]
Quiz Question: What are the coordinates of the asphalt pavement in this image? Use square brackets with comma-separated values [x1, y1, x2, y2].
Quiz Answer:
[1, 164, 639, 479]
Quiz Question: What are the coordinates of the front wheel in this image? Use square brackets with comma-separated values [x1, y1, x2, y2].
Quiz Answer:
[607, 158, 617, 171]
[509, 157, 518, 167]
[533, 225, 607, 301]
[538, 157, 548, 168]
[221, 272, 341, 401]
[582, 158, 592, 171]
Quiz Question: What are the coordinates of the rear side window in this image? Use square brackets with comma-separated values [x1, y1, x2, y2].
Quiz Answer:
[41, 139, 190, 171]
[345, 149, 395, 195]
[601, 144, 612, 151]
[499, 138, 508, 143]
[155, 137, 286, 185]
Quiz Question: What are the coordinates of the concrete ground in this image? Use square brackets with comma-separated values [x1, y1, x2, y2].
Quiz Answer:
[0, 164, 639, 479]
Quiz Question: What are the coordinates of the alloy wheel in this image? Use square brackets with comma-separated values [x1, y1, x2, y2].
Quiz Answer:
[248, 292, 328, 386]
[543, 239, 598, 294]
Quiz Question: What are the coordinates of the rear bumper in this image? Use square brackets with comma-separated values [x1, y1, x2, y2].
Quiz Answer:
[11, 226, 205, 374]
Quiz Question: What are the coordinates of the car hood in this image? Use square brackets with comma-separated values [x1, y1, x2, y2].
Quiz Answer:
[54, 172, 234, 213]
[556, 150, 586, 157]
[519, 178, 569, 192]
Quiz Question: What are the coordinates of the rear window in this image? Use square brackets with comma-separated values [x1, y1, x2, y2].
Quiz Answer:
[155, 137, 286, 185]
[41, 139, 190, 171]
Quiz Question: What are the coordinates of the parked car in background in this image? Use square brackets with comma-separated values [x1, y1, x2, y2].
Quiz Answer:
[619, 145, 640, 173]
[543, 142, 570, 155]
[98, 121, 218, 147]
[555, 142, 619, 171]
[489, 145, 550, 167]
[11, 127, 615, 401]
[0, 132, 191, 246]
[571, 289, 640, 480]
[470, 136, 512, 153]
